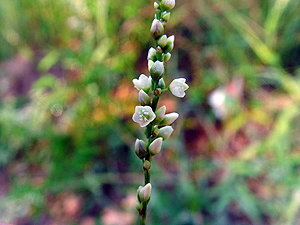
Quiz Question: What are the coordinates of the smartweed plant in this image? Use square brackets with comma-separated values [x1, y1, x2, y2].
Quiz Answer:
[132, 0, 189, 224]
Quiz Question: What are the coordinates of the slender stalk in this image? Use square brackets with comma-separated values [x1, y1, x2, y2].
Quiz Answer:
[139, 152, 151, 224]
[152, 96, 160, 111]
[140, 169, 150, 225]
[132, 1, 187, 224]
[144, 165, 150, 185]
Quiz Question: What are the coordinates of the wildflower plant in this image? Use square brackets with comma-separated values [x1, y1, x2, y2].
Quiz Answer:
[132, 0, 189, 224]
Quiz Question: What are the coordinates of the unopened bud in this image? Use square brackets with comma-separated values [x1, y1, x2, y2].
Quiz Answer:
[160, 113, 179, 125]
[152, 125, 160, 137]
[164, 35, 174, 52]
[135, 201, 142, 211]
[149, 137, 163, 155]
[154, 88, 162, 96]
[137, 186, 143, 202]
[158, 78, 166, 89]
[161, 0, 175, 11]
[154, 1, 159, 9]
[158, 126, 174, 140]
[148, 60, 154, 72]
[158, 35, 168, 48]
[143, 160, 151, 170]
[156, 46, 163, 61]
[162, 12, 171, 22]
[154, 105, 166, 123]
[139, 90, 151, 106]
[150, 60, 164, 80]
[150, 19, 164, 39]
[164, 52, 171, 62]
[138, 183, 152, 202]
[135, 139, 148, 159]
[147, 47, 156, 61]
[137, 186, 143, 191]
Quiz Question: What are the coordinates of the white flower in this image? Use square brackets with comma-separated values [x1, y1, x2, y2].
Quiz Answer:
[132, 74, 152, 92]
[132, 106, 156, 127]
[169, 78, 189, 98]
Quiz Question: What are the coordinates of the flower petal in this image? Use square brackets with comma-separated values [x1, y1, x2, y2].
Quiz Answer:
[132, 106, 156, 127]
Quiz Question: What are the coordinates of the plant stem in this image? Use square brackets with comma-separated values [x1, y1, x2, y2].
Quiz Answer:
[140, 214, 146, 225]
[139, 3, 169, 223]
[140, 178, 149, 224]
[144, 166, 150, 185]
[140, 155, 151, 225]
[152, 95, 159, 111]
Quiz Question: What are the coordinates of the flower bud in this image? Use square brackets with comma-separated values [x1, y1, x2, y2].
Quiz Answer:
[158, 78, 166, 89]
[137, 186, 143, 202]
[162, 12, 171, 22]
[150, 60, 164, 80]
[154, 88, 162, 96]
[135, 201, 142, 211]
[138, 183, 152, 202]
[148, 60, 154, 72]
[156, 46, 163, 61]
[158, 126, 173, 140]
[157, 35, 168, 48]
[164, 35, 174, 52]
[149, 137, 163, 155]
[137, 186, 143, 191]
[164, 52, 171, 62]
[154, 105, 166, 123]
[150, 19, 164, 39]
[160, 113, 179, 125]
[135, 139, 148, 159]
[154, 1, 159, 9]
[147, 47, 156, 61]
[143, 160, 151, 170]
[139, 90, 151, 106]
[152, 125, 159, 137]
[161, 0, 175, 11]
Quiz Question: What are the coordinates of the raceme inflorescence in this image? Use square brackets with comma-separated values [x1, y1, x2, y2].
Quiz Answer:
[132, 0, 188, 224]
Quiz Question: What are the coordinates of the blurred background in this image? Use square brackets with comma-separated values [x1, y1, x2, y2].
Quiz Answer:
[0, 0, 300, 224]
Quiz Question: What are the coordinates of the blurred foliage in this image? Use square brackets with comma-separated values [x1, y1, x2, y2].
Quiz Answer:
[1, 0, 300, 224]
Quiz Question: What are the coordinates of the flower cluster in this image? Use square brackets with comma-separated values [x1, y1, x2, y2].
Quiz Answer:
[131, 0, 188, 223]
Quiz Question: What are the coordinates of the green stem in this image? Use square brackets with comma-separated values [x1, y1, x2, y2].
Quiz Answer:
[152, 95, 159, 111]
[139, 2, 168, 224]
[144, 166, 150, 185]
[140, 155, 151, 225]
[140, 214, 146, 225]
[151, 78, 161, 112]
